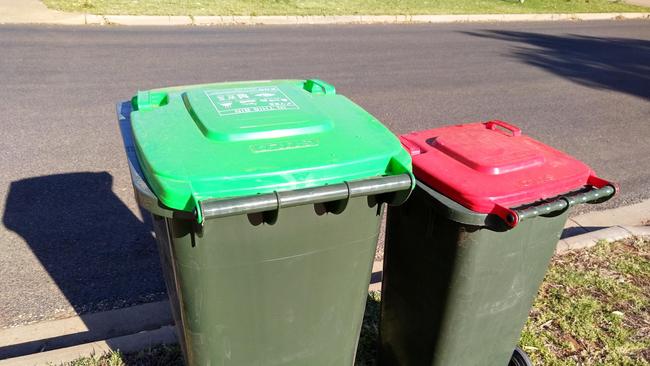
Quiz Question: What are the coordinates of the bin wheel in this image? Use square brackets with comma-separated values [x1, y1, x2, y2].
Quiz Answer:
[508, 347, 533, 366]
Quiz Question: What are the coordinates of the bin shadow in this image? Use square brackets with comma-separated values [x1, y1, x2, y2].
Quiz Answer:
[561, 225, 607, 239]
[355, 293, 382, 366]
[1, 172, 167, 358]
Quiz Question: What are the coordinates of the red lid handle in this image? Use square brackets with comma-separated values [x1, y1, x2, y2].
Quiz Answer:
[485, 120, 522, 137]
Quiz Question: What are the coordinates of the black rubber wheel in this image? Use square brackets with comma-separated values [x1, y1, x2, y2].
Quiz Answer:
[508, 347, 533, 366]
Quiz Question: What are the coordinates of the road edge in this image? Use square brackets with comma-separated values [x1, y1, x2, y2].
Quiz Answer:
[1, 12, 649, 25]
[555, 225, 650, 253]
[0, 326, 176, 366]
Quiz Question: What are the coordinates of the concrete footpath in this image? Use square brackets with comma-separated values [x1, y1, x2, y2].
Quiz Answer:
[0, 0, 648, 25]
[0, 0, 87, 24]
[626, 0, 650, 7]
[1, 199, 648, 365]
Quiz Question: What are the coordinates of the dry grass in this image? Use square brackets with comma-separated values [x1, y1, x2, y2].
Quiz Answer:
[520, 237, 650, 365]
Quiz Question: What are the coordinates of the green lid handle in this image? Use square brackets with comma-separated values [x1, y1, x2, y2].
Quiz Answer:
[197, 174, 412, 223]
[133, 90, 168, 111]
[303, 79, 336, 95]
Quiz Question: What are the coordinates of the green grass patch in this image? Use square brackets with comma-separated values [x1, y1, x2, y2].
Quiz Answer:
[63, 237, 649, 365]
[42, 0, 647, 16]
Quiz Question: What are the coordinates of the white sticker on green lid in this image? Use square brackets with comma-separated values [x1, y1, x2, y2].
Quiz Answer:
[205, 86, 299, 116]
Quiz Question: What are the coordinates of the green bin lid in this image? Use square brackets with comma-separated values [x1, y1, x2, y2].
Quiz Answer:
[130, 79, 412, 213]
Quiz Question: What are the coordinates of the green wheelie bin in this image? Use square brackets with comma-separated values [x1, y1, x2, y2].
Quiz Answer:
[379, 120, 616, 366]
[117, 79, 413, 366]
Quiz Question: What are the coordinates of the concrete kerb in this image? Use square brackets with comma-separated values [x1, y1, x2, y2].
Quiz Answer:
[106, 13, 650, 25]
[0, 225, 646, 364]
[0, 326, 176, 366]
[0, 301, 173, 360]
[556, 225, 650, 253]
[5, 12, 649, 25]
[84, 14, 105, 25]
[102, 15, 192, 26]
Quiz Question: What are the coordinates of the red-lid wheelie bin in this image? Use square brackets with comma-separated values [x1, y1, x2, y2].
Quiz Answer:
[379, 120, 616, 366]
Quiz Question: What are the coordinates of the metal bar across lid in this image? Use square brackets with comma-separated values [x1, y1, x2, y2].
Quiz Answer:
[514, 185, 616, 223]
[198, 174, 413, 221]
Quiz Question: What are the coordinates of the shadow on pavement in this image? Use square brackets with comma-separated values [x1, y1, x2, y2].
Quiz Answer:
[356, 294, 381, 366]
[1, 172, 167, 358]
[561, 225, 607, 239]
[463, 30, 650, 100]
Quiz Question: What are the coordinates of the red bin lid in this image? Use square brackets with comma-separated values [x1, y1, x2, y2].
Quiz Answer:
[400, 120, 611, 226]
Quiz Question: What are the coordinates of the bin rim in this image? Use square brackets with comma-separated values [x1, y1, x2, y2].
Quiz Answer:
[415, 179, 617, 230]
[117, 101, 190, 219]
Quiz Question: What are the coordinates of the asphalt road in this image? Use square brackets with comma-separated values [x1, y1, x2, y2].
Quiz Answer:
[0, 20, 648, 328]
